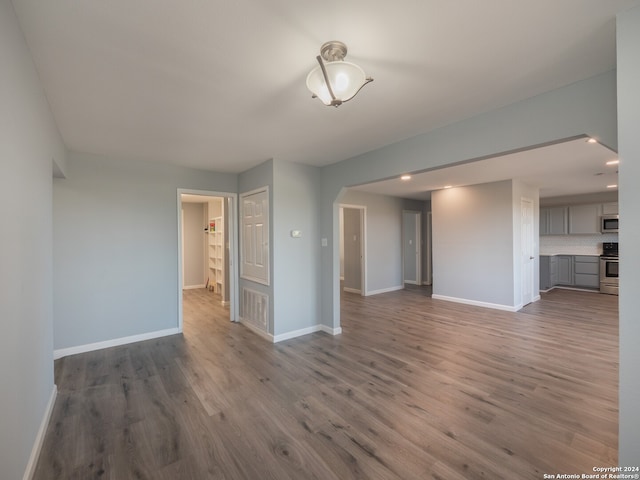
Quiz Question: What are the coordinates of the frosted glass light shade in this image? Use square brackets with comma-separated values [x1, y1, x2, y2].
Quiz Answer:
[306, 61, 369, 106]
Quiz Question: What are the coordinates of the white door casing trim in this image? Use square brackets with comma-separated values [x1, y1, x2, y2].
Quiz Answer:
[177, 189, 239, 330]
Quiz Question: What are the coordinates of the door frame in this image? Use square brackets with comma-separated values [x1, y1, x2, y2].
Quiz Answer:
[339, 204, 367, 296]
[402, 210, 422, 286]
[177, 189, 239, 330]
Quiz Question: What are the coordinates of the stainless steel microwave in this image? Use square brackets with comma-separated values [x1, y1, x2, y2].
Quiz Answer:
[601, 215, 619, 233]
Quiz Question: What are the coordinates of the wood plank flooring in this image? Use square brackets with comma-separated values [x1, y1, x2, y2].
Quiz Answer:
[33, 287, 618, 479]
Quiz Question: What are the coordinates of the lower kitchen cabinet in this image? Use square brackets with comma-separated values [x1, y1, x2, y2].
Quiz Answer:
[540, 255, 558, 290]
[574, 255, 600, 288]
[540, 254, 599, 290]
[557, 255, 574, 285]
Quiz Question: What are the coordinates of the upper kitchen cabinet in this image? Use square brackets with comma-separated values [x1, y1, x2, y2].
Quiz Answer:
[540, 206, 568, 235]
[602, 202, 618, 215]
[569, 204, 602, 234]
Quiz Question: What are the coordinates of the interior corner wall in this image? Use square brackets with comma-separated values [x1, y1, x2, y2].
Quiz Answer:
[339, 190, 404, 294]
[53, 153, 237, 350]
[238, 159, 274, 334]
[272, 160, 321, 336]
[432, 180, 515, 308]
[0, 1, 66, 478]
[617, 4, 640, 465]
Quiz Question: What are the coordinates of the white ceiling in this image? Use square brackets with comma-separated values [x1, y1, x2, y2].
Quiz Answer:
[350, 138, 619, 199]
[12, 0, 639, 178]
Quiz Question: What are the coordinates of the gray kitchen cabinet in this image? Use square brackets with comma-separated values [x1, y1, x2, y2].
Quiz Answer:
[574, 255, 600, 288]
[569, 204, 602, 234]
[540, 255, 600, 290]
[602, 202, 618, 215]
[556, 255, 574, 285]
[540, 255, 558, 290]
[540, 206, 568, 235]
[539, 208, 549, 235]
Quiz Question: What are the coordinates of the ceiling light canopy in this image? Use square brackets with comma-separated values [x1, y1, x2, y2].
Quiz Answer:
[306, 41, 373, 107]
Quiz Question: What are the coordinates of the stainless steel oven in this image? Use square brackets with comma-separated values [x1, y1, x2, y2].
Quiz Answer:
[599, 256, 619, 295]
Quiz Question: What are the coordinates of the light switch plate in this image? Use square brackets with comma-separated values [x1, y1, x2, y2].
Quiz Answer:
[291, 230, 302, 238]
[321, 238, 328, 247]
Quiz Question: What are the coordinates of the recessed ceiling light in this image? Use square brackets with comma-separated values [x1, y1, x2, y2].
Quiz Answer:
[400, 175, 411, 181]
[587, 138, 598, 144]
[443, 185, 452, 189]
[606, 160, 619, 165]
[607, 184, 618, 189]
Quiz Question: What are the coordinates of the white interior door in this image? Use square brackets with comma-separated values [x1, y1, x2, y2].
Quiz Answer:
[241, 188, 269, 285]
[521, 198, 535, 306]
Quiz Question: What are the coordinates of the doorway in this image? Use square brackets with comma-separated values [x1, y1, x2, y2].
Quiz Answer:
[402, 210, 422, 285]
[340, 205, 366, 295]
[178, 190, 238, 332]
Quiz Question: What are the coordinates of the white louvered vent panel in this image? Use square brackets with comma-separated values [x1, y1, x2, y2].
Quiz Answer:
[242, 287, 268, 332]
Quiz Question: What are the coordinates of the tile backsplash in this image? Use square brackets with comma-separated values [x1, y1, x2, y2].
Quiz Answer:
[539, 233, 619, 255]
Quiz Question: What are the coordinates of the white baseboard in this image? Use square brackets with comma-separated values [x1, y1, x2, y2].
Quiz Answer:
[343, 287, 362, 294]
[23, 384, 57, 480]
[273, 324, 343, 343]
[366, 285, 403, 296]
[422, 281, 432, 286]
[238, 317, 274, 342]
[320, 325, 342, 336]
[274, 325, 322, 342]
[53, 328, 182, 360]
[404, 280, 418, 285]
[431, 294, 519, 312]
[182, 284, 206, 290]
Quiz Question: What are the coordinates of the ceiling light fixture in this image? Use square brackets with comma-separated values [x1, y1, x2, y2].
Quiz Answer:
[587, 138, 598, 144]
[607, 184, 618, 189]
[606, 160, 619, 165]
[443, 185, 452, 189]
[401, 175, 412, 181]
[306, 41, 373, 107]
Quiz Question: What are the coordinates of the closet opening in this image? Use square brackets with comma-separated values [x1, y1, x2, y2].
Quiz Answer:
[178, 190, 238, 334]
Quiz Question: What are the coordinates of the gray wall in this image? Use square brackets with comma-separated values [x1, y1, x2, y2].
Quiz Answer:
[53, 153, 236, 350]
[617, 4, 640, 465]
[0, 1, 66, 478]
[540, 191, 618, 207]
[432, 180, 515, 307]
[339, 190, 405, 294]
[238, 159, 274, 333]
[272, 160, 321, 336]
[182, 202, 206, 287]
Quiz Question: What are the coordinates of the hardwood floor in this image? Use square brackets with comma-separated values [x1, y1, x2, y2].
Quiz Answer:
[33, 287, 618, 479]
